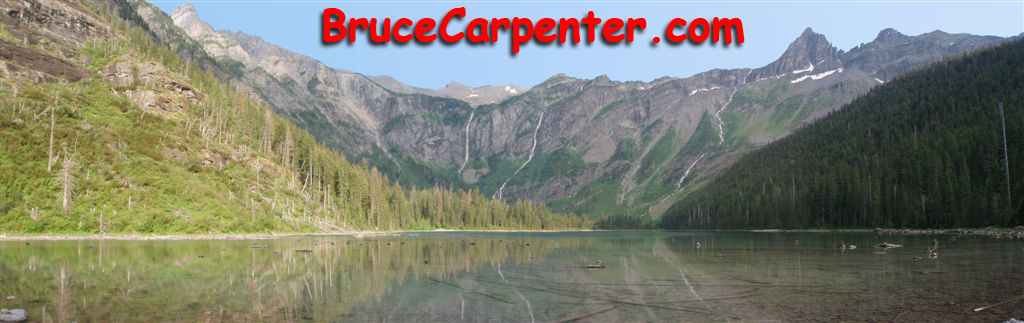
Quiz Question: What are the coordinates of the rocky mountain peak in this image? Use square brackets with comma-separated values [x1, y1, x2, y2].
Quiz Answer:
[444, 81, 468, 89]
[779, 28, 840, 67]
[844, 28, 1004, 81]
[875, 28, 908, 42]
[173, 3, 197, 15]
[748, 27, 842, 81]
[170, 3, 252, 65]
[170, 3, 206, 32]
[592, 74, 613, 84]
[536, 73, 574, 87]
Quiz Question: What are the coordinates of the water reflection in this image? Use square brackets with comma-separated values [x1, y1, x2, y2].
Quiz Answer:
[1, 232, 1023, 322]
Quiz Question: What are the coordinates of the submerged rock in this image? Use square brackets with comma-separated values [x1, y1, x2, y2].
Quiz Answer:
[0, 309, 27, 322]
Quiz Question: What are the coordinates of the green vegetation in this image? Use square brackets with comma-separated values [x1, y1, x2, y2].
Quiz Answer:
[637, 128, 678, 180]
[549, 169, 629, 217]
[679, 112, 720, 155]
[610, 138, 638, 162]
[662, 40, 1024, 229]
[388, 152, 464, 190]
[593, 99, 623, 120]
[0, 23, 17, 43]
[513, 147, 588, 186]
[593, 213, 656, 229]
[471, 155, 524, 196]
[0, 4, 588, 234]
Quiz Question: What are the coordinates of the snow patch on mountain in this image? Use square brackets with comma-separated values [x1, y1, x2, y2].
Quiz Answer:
[791, 68, 844, 84]
[792, 63, 815, 74]
[689, 86, 720, 96]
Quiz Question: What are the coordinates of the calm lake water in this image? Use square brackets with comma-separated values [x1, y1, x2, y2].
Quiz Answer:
[1, 231, 1023, 322]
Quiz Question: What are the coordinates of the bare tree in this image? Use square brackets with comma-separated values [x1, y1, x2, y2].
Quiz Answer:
[1000, 102, 1012, 207]
[282, 126, 293, 167]
[47, 94, 58, 172]
[59, 144, 76, 214]
[260, 109, 274, 155]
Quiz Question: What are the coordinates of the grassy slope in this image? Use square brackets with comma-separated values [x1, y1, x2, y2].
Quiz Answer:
[0, 3, 588, 234]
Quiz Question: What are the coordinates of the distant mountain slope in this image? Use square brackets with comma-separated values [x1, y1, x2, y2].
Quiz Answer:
[662, 39, 1024, 229]
[160, 3, 1011, 220]
[0, 0, 585, 233]
[366, 77, 526, 107]
[165, 4, 524, 186]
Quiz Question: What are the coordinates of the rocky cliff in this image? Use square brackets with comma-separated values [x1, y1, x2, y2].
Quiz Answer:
[156, 3, 1010, 219]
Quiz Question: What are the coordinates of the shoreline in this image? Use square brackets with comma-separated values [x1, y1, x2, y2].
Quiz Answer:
[0, 229, 601, 241]
[2, 227, 1022, 241]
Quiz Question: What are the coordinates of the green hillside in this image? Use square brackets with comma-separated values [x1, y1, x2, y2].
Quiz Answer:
[662, 40, 1024, 229]
[0, 2, 587, 234]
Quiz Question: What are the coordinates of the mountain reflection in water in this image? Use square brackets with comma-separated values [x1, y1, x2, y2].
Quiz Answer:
[1, 231, 1023, 322]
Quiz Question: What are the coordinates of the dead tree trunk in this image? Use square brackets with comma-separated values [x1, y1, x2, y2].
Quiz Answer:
[60, 145, 75, 214]
[47, 102, 56, 172]
[1000, 102, 1012, 207]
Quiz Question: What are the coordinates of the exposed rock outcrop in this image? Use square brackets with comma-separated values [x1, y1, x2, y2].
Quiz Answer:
[103, 56, 203, 115]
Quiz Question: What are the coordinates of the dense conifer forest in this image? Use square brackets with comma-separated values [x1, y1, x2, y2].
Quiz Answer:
[662, 40, 1024, 229]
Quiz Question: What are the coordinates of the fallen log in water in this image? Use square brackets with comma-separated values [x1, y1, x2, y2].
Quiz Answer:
[426, 277, 516, 304]
[555, 306, 615, 323]
[875, 243, 903, 249]
[603, 299, 709, 314]
[973, 295, 1024, 312]
[892, 309, 909, 321]
[565, 260, 606, 269]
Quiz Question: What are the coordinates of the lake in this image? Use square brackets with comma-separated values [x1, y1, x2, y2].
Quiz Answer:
[1, 231, 1023, 322]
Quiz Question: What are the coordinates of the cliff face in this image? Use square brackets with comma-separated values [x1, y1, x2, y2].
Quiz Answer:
[160, 3, 1010, 218]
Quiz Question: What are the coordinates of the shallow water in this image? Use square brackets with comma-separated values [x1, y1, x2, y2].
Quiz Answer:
[1, 231, 1023, 322]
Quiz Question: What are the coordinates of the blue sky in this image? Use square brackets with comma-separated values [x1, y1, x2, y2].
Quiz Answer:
[153, 0, 1024, 89]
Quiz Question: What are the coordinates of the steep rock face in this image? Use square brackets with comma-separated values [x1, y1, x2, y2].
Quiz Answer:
[163, 6, 476, 186]
[749, 28, 843, 82]
[160, 3, 1009, 218]
[103, 55, 204, 117]
[0, 0, 106, 82]
[462, 28, 1007, 217]
[169, 3, 251, 65]
[457, 68, 756, 213]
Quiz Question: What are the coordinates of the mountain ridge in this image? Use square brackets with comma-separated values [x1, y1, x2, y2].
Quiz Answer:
[160, 2, 1014, 220]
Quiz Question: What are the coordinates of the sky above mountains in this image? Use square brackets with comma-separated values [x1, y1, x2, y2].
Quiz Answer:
[153, 0, 1023, 89]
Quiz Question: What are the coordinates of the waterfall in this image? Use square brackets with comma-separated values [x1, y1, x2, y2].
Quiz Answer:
[459, 109, 475, 173]
[675, 153, 707, 190]
[495, 112, 544, 200]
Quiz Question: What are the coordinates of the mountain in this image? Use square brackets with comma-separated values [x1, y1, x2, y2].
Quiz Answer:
[0, 0, 586, 233]
[163, 4, 1011, 220]
[661, 39, 1024, 229]
[167, 4, 524, 187]
[366, 77, 526, 107]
